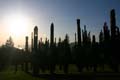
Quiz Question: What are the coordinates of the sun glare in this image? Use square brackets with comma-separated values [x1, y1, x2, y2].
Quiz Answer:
[5, 14, 29, 37]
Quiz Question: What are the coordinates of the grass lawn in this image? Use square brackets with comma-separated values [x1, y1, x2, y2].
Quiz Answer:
[0, 64, 115, 80]
[0, 66, 46, 80]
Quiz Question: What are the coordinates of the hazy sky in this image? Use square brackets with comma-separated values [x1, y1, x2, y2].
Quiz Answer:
[0, 0, 120, 48]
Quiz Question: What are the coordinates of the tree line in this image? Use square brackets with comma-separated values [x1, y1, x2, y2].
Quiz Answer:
[0, 9, 120, 75]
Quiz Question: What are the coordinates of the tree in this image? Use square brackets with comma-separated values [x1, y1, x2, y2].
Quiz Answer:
[5, 36, 14, 47]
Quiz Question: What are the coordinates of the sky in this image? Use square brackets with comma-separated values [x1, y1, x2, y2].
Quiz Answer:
[0, 0, 120, 48]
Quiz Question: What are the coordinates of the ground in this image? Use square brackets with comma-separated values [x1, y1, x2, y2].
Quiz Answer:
[0, 64, 119, 80]
[0, 66, 45, 80]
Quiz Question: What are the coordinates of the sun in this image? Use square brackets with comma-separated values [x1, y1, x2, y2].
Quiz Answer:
[10, 15, 28, 36]
[5, 14, 29, 37]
